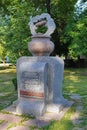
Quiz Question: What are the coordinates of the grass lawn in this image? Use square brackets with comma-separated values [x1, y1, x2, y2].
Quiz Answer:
[0, 66, 17, 110]
[0, 66, 87, 130]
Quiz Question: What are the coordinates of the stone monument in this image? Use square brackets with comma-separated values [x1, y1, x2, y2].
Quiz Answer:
[16, 13, 68, 116]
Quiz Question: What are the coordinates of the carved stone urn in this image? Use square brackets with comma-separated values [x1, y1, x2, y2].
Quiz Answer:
[28, 13, 56, 56]
[28, 35, 54, 56]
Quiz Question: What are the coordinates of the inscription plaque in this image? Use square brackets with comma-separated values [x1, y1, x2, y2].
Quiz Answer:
[22, 71, 40, 85]
[21, 71, 42, 90]
[20, 71, 44, 98]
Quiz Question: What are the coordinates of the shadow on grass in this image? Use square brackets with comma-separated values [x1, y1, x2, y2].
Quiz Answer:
[40, 107, 75, 130]
[0, 66, 15, 70]
[63, 68, 87, 96]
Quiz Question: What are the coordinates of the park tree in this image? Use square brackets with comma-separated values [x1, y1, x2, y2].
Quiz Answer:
[0, 0, 35, 63]
[1, 0, 87, 63]
[64, 0, 87, 59]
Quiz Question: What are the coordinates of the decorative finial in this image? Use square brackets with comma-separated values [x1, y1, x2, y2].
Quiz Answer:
[29, 13, 56, 36]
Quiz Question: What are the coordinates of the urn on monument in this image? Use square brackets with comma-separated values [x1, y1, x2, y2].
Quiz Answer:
[28, 13, 56, 56]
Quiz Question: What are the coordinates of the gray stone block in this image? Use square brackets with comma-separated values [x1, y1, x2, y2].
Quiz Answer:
[16, 61, 48, 116]
[16, 100, 45, 116]
[16, 56, 68, 115]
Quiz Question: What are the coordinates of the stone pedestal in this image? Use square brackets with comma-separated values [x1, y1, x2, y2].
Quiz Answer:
[16, 56, 67, 116]
[16, 61, 48, 116]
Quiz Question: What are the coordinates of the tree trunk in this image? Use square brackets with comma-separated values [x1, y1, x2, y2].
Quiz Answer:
[46, 0, 51, 14]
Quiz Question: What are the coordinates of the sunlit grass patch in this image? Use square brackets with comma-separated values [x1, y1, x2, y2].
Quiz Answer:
[0, 66, 17, 110]
[63, 68, 87, 95]
[0, 66, 16, 74]
[0, 120, 6, 124]
[62, 68, 87, 129]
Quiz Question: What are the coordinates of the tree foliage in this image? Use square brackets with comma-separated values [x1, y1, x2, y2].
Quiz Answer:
[0, 0, 38, 62]
[65, 11, 87, 59]
[0, 0, 87, 63]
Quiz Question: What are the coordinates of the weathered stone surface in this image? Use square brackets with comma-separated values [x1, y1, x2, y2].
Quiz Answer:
[38, 101, 73, 121]
[0, 113, 22, 130]
[46, 103, 63, 113]
[17, 56, 65, 104]
[72, 127, 84, 130]
[9, 126, 30, 130]
[0, 113, 22, 122]
[16, 61, 48, 116]
[17, 62, 48, 99]
[4, 101, 73, 127]
[23, 119, 37, 126]
[0, 122, 9, 130]
[70, 94, 81, 101]
[0, 102, 73, 130]
[16, 100, 46, 116]
[29, 13, 56, 36]
[28, 35, 54, 56]
[36, 119, 49, 128]
[16, 56, 69, 116]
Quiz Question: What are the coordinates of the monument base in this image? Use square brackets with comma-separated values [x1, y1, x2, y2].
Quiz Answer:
[16, 100, 45, 116]
[4, 100, 74, 121]
[46, 98, 68, 113]
[16, 56, 69, 117]
[16, 61, 48, 116]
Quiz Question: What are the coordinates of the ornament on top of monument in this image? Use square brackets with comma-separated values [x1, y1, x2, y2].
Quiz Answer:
[28, 13, 56, 56]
